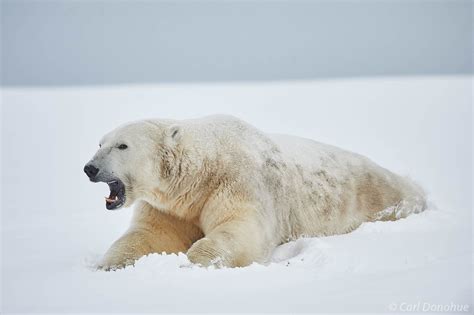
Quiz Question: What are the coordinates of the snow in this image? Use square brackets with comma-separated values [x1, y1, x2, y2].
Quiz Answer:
[1, 76, 472, 313]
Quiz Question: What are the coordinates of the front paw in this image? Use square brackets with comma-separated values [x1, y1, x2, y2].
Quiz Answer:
[97, 255, 136, 271]
[186, 238, 226, 267]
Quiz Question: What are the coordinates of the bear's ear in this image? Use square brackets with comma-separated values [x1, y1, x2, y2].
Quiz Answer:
[168, 125, 181, 141]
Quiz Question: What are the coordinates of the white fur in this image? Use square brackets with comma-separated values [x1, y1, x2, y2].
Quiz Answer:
[87, 115, 426, 270]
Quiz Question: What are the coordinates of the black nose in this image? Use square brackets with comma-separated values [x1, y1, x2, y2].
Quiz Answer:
[84, 164, 99, 179]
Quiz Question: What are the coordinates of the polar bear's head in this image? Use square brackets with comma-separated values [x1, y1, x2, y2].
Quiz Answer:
[84, 120, 180, 210]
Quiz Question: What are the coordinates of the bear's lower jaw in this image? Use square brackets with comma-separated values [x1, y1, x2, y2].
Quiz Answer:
[104, 179, 126, 210]
[105, 197, 125, 210]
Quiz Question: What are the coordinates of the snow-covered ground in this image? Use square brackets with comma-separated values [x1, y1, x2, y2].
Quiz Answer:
[1, 76, 472, 313]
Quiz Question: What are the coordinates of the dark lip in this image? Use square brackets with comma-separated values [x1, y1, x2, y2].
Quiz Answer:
[104, 179, 126, 210]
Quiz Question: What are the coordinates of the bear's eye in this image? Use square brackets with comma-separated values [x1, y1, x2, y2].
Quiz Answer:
[118, 144, 128, 150]
[99, 144, 102, 148]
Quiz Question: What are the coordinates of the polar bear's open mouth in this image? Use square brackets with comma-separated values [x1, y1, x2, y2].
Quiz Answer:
[104, 180, 126, 210]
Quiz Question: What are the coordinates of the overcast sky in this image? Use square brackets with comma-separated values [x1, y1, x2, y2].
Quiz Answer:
[1, 0, 472, 86]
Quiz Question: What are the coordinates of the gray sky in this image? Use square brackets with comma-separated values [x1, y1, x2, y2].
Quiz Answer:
[1, 0, 472, 86]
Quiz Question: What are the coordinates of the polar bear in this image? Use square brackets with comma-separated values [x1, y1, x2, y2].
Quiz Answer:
[84, 115, 426, 270]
